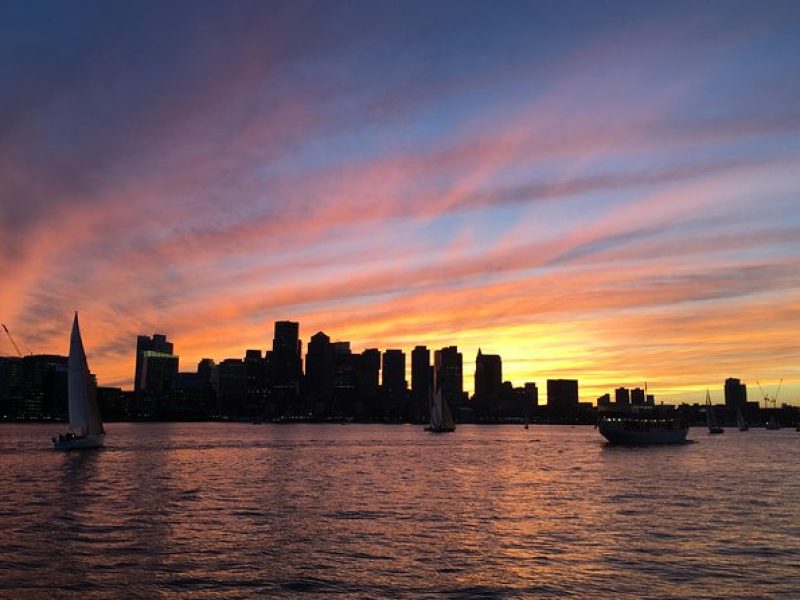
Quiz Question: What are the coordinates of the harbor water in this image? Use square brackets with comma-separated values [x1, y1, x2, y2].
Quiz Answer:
[1, 423, 798, 598]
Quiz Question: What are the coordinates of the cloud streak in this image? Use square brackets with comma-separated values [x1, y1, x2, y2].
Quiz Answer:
[1, 0, 799, 402]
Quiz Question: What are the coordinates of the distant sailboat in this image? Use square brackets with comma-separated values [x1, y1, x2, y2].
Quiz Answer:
[736, 406, 748, 431]
[426, 387, 455, 433]
[706, 390, 723, 434]
[52, 313, 105, 450]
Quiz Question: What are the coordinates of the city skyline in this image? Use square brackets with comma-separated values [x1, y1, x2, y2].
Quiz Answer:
[0, 316, 788, 408]
[1, 1, 799, 404]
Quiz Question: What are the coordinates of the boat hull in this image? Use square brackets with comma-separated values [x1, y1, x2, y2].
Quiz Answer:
[53, 434, 105, 450]
[599, 421, 688, 445]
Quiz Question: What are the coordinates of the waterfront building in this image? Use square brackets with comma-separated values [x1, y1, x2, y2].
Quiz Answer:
[382, 349, 407, 419]
[631, 387, 646, 405]
[0, 357, 23, 418]
[267, 321, 302, 412]
[524, 382, 539, 408]
[355, 348, 380, 419]
[134, 334, 174, 392]
[724, 378, 748, 409]
[475, 349, 502, 402]
[434, 346, 464, 416]
[615, 387, 630, 406]
[411, 346, 431, 422]
[547, 379, 579, 419]
[306, 332, 335, 415]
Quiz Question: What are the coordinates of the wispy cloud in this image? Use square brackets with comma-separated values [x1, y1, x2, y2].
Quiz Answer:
[1, 0, 799, 401]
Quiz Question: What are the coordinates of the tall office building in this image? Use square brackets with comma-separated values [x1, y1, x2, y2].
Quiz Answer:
[524, 382, 539, 408]
[244, 349, 267, 414]
[138, 351, 179, 395]
[547, 379, 579, 416]
[724, 378, 748, 409]
[434, 346, 463, 411]
[382, 350, 407, 395]
[135, 334, 174, 393]
[381, 349, 407, 419]
[474, 349, 502, 401]
[615, 387, 630, 406]
[631, 387, 645, 405]
[0, 357, 23, 419]
[356, 348, 381, 412]
[411, 346, 431, 421]
[20, 355, 68, 419]
[268, 321, 302, 387]
[306, 332, 335, 407]
[217, 358, 248, 416]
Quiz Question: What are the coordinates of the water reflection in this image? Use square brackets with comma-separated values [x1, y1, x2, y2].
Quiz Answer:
[0, 423, 799, 598]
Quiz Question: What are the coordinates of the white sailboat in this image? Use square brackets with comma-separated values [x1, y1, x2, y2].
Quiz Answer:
[706, 390, 723, 434]
[425, 387, 455, 433]
[52, 313, 105, 450]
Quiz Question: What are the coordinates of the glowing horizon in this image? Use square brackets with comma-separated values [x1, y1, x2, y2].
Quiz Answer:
[1, 1, 799, 404]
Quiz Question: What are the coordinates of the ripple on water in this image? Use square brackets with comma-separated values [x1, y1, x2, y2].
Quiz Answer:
[1, 423, 800, 599]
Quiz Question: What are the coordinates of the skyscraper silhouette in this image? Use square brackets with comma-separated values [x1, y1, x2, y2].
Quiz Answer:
[411, 345, 431, 422]
[134, 334, 174, 393]
[474, 348, 502, 401]
[547, 379, 579, 420]
[434, 346, 463, 417]
[724, 378, 748, 409]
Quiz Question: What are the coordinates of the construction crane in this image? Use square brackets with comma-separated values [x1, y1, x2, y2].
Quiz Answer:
[1, 324, 23, 357]
[756, 379, 783, 409]
[774, 379, 784, 407]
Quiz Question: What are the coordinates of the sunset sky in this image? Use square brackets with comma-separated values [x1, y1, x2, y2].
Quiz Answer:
[1, 1, 799, 404]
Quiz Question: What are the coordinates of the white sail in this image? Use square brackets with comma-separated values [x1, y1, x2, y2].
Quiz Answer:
[68, 313, 104, 436]
[428, 387, 454, 432]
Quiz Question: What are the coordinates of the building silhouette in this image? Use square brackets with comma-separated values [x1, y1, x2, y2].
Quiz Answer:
[615, 387, 630, 406]
[0, 357, 23, 418]
[267, 321, 302, 412]
[434, 346, 464, 418]
[382, 350, 406, 393]
[355, 348, 380, 419]
[724, 378, 748, 409]
[524, 382, 539, 409]
[547, 379, 579, 420]
[411, 346, 431, 422]
[244, 349, 267, 416]
[0, 355, 69, 420]
[475, 349, 502, 401]
[306, 332, 335, 416]
[217, 358, 248, 417]
[134, 334, 178, 418]
[631, 387, 646, 405]
[382, 349, 407, 419]
[331, 342, 356, 418]
[134, 334, 174, 393]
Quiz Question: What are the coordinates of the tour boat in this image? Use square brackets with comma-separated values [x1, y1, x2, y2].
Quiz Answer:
[706, 390, 723, 434]
[425, 387, 455, 433]
[52, 313, 105, 450]
[765, 415, 780, 430]
[597, 405, 688, 445]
